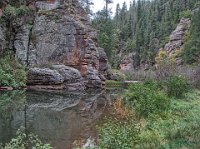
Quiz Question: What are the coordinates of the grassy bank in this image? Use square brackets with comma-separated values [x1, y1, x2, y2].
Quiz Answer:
[98, 76, 200, 149]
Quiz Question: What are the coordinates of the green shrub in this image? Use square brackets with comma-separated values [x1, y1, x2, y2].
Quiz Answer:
[164, 75, 189, 98]
[3, 130, 52, 149]
[124, 83, 171, 118]
[98, 120, 138, 149]
[180, 10, 193, 19]
[0, 56, 27, 87]
[3, 4, 30, 19]
[97, 90, 200, 149]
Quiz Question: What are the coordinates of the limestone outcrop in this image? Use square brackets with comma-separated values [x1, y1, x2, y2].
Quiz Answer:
[0, 0, 112, 90]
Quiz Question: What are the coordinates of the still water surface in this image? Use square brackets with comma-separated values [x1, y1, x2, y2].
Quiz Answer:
[0, 90, 121, 149]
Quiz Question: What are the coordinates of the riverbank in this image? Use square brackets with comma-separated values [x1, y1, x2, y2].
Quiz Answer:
[96, 77, 200, 149]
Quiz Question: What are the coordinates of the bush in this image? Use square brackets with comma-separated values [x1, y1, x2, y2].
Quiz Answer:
[124, 82, 171, 118]
[180, 10, 193, 19]
[0, 56, 26, 87]
[98, 120, 138, 149]
[3, 130, 52, 149]
[3, 4, 30, 19]
[164, 75, 189, 98]
[97, 90, 200, 149]
[155, 61, 177, 80]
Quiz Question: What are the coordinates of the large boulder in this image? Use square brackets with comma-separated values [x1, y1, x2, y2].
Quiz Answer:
[27, 68, 64, 85]
[27, 65, 86, 91]
[52, 65, 86, 91]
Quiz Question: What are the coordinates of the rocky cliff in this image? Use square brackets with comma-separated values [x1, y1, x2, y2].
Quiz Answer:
[162, 18, 191, 65]
[0, 0, 112, 90]
[117, 18, 191, 71]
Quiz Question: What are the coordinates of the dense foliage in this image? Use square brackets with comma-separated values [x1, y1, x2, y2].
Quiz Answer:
[98, 81, 200, 149]
[125, 82, 170, 118]
[182, 9, 200, 64]
[2, 130, 52, 149]
[164, 75, 189, 98]
[0, 56, 26, 87]
[92, 0, 199, 67]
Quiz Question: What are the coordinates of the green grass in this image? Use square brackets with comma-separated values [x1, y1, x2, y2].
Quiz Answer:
[98, 90, 200, 149]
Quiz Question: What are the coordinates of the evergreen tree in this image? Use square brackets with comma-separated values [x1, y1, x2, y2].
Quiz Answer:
[92, 0, 200, 66]
[80, 0, 94, 15]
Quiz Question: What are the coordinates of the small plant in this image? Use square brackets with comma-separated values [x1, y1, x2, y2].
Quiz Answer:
[124, 82, 171, 118]
[180, 10, 192, 19]
[98, 120, 138, 149]
[3, 130, 52, 149]
[164, 75, 189, 98]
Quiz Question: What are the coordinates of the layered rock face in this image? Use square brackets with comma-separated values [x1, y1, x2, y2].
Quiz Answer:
[0, 0, 112, 90]
[163, 18, 191, 65]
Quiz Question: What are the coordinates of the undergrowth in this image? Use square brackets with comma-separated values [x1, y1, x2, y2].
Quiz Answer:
[2, 130, 52, 149]
[97, 78, 200, 149]
[0, 56, 26, 88]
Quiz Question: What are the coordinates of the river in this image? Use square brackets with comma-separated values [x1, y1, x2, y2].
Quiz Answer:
[0, 90, 122, 149]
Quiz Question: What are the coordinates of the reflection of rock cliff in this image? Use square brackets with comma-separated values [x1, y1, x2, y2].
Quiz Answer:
[0, 91, 118, 149]
[0, 0, 112, 90]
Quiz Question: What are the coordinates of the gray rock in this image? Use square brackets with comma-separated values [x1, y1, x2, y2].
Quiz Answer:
[27, 68, 64, 85]
[0, 25, 6, 54]
[164, 18, 191, 55]
[14, 25, 30, 65]
[52, 65, 82, 83]
[52, 65, 86, 90]
[27, 1, 112, 88]
[86, 65, 101, 88]
[36, 0, 61, 11]
[1, 0, 112, 90]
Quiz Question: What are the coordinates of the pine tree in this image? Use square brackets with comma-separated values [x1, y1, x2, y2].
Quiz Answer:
[104, 0, 113, 20]
[80, 0, 94, 15]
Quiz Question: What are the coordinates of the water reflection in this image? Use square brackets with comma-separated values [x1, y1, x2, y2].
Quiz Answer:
[0, 90, 120, 149]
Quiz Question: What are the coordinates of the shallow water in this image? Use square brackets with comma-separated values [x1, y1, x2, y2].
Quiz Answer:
[0, 90, 121, 149]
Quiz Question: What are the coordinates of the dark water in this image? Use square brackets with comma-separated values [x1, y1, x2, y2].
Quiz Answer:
[0, 90, 121, 149]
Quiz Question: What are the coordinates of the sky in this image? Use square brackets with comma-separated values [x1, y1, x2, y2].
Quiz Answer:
[92, 0, 131, 14]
